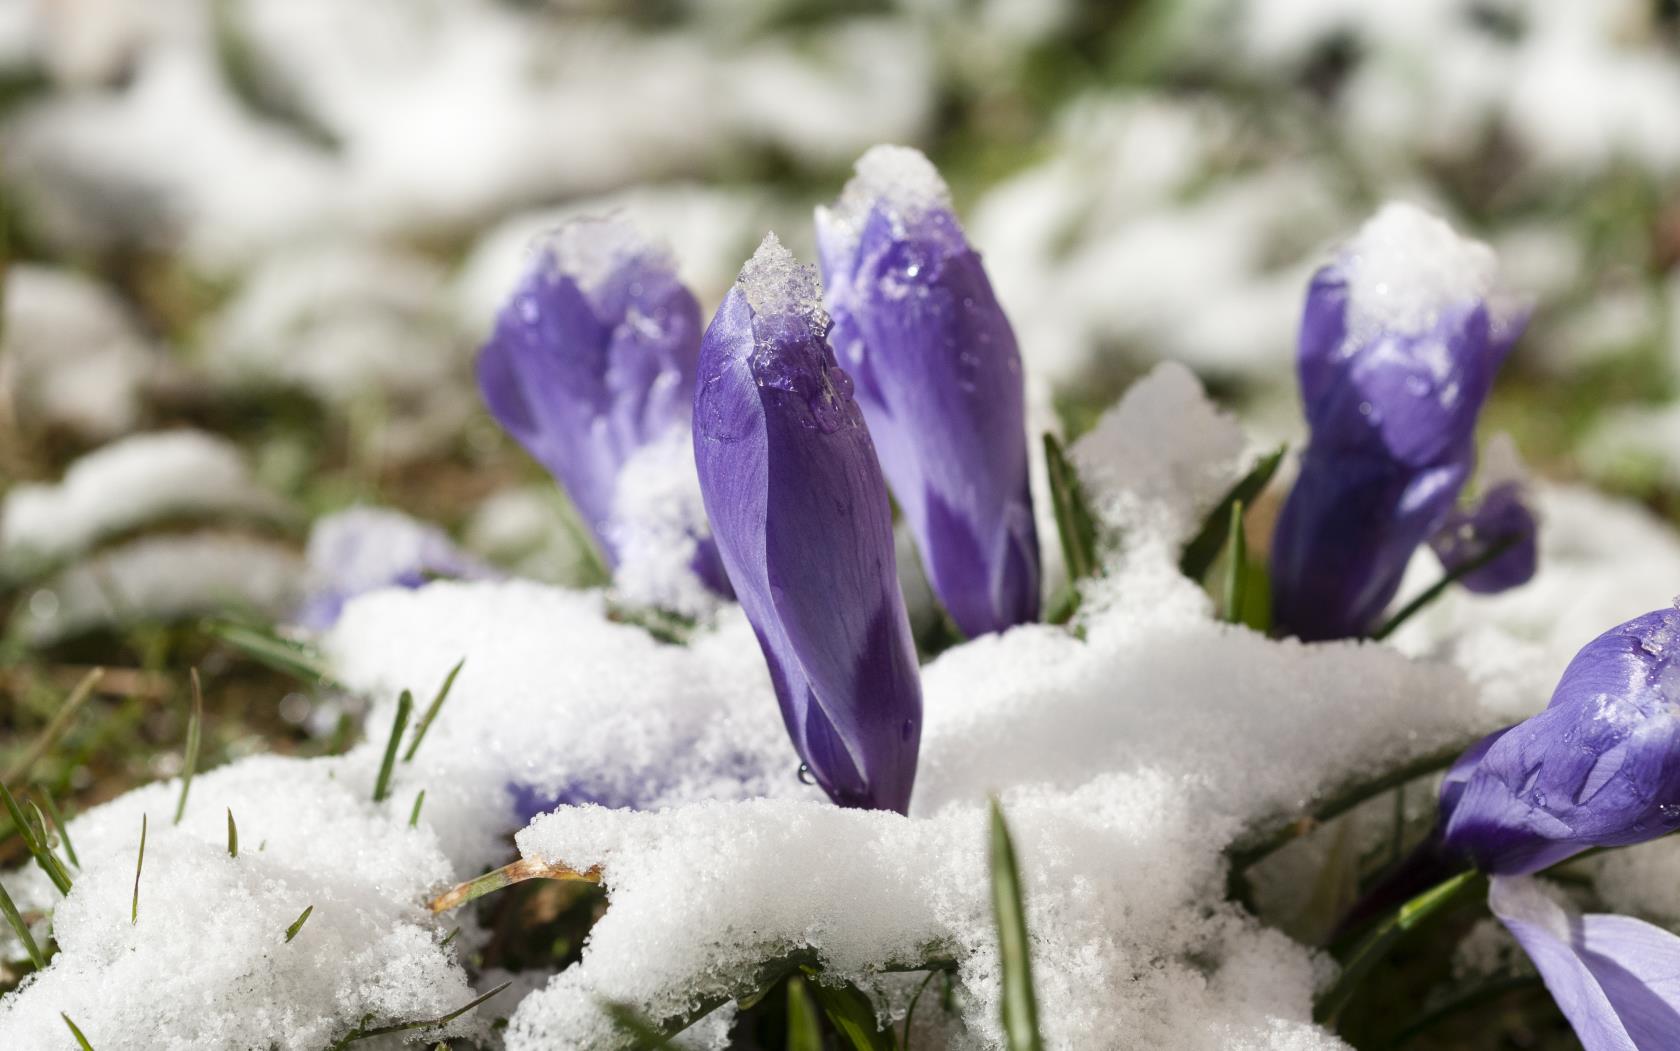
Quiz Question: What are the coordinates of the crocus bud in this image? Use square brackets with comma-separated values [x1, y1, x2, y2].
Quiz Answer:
[1270, 203, 1527, 641]
[1429, 480, 1538, 594]
[1489, 876, 1680, 1051]
[693, 234, 921, 814]
[476, 217, 728, 601]
[294, 507, 494, 630]
[815, 145, 1039, 638]
[1441, 607, 1680, 875]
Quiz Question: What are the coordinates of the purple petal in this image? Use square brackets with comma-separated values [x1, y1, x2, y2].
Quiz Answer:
[1443, 607, 1680, 874]
[475, 218, 703, 568]
[1491, 876, 1680, 1051]
[1270, 447, 1470, 641]
[693, 236, 921, 814]
[1430, 480, 1538, 594]
[816, 147, 1039, 638]
[1272, 205, 1523, 641]
[294, 507, 495, 631]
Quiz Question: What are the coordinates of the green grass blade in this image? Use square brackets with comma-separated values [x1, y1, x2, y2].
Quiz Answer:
[1043, 432, 1098, 585]
[372, 692, 412, 803]
[403, 658, 464, 763]
[989, 800, 1044, 1051]
[284, 904, 314, 943]
[174, 669, 203, 825]
[604, 1001, 674, 1048]
[1221, 500, 1247, 624]
[786, 976, 823, 1051]
[0, 876, 46, 970]
[1180, 444, 1285, 581]
[900, 969, 940, 1051]
[39, 790, 79, 868]
[408, 790, 426, 829]
[61, 1013, 95, 1050]
[201, 619, 331, 684]
[227, 808, 239, 858]
[801, 969, 893, 1051]
[131, 813, 146, 925]
[331, 980, 512, 1045]
[0, 781, 72, 895]
[3, 667, 103, 785]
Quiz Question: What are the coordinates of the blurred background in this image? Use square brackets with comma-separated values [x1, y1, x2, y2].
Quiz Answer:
[1, 2, 1677, 1046]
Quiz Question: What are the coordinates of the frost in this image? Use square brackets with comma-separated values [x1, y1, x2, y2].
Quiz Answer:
[1337, 202, 1499, 343]
[0, 431, 288, 573]
[739, 233, 828, 326]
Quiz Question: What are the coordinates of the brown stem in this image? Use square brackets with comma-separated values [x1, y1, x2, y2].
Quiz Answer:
[428, 856, 601, 913]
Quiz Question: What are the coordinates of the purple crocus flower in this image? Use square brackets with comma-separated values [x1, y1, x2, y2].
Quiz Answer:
[815, 146, 1038, 638]
[1270, 203, 1528, 641]
[1429, 480, 1538, 594]
[294, 507, 494, 630]
[476, 216, 729, 600]
[692, 234, 922, 814]
[1490, 875, 1680, 1051]
[1439, 606, 1680, 875]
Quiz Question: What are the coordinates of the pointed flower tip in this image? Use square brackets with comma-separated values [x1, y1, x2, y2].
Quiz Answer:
[529, 213, 676, 296]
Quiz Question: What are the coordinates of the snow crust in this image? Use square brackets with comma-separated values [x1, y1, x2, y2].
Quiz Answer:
[0, 431, 288, 573]
[818, 143, 954, 251]
[739, 233, 827, 324]
[1338, 202, 1498, 342]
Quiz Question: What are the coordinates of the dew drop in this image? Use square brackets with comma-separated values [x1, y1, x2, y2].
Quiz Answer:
[797, 763, 816, 786]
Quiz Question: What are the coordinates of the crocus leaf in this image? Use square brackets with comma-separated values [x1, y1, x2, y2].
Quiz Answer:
[1043, 432, 1098, 600]
[786, 976, 824, 1051]
[1180, 444, 1284, 582]
[799, 967, 893, 1051]
[990, 800, 1045, 1051]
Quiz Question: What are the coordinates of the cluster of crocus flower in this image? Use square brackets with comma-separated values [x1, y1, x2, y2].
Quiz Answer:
[476, 147, 1039, 815]
[1269, 203, 1538, 642]
[1425, 607, 1680, 1048]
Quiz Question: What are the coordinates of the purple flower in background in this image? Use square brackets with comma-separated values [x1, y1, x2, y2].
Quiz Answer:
[693, 234, 922, 814]
[1429, 478, 1538, 594]
[1441, 607, 1680, 875]
[815, 146, 1038, 638]
[1270, 203, 1528, 641]
[476, 216, 728, 599]
[294, 507, 494, 630]
[1490, 876, 1680, 1051]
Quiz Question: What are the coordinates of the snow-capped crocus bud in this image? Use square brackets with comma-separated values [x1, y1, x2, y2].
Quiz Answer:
[815, 145, 1039, 638]
[294, 507, 494, 630]
[476, 217, 728, 603]
[1440, 606, 1680, 875]
[1489, 876, 1680, 1051]
[693, 234, 921, 814]
[1270, 203, 1527, 641]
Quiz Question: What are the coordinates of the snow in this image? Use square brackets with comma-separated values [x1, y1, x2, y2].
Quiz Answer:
[16, 533, 305, 644]
[1338, 202, 1498, 343]
[818, 143, 954, 250]
[0, 431, 288, 573]
[0, 755, 483, 1050]
[0, 265, 162, 440]
[464, 485, 600, 587]
[606, 429, 722, 619]
[739, 233, 827, 324]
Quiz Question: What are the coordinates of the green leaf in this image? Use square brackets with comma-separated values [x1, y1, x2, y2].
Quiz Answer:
[61, 1013, 95, 1050]
[0, 876, 46, 970]
[226, 808, 239, 858]
[1, 781, 72, 895]
[786, 975, 824, 1051]
[603, 1002, 674, 1048]
[372, 692, 412, 804]
[1370, 531, 1524, 641]
[328, 981, 511, 1048]
[1180, 445, 1285, 581]
[201, 619, 331, 684]
[131, 813, 147, 925]
[1043, 433, 1099, 587]
[989, 800, 1044, 1051]
[800, 967, 894, 1051]
[39, 790, 79, 869]
[284, 904, 314, 943]
[174, 669, 203, 825]
[1313, 869, 1482, 1026]
[404, 658, 464, 763]
[1221, 500, 1247, 624]
[408, 790, 426, 829]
